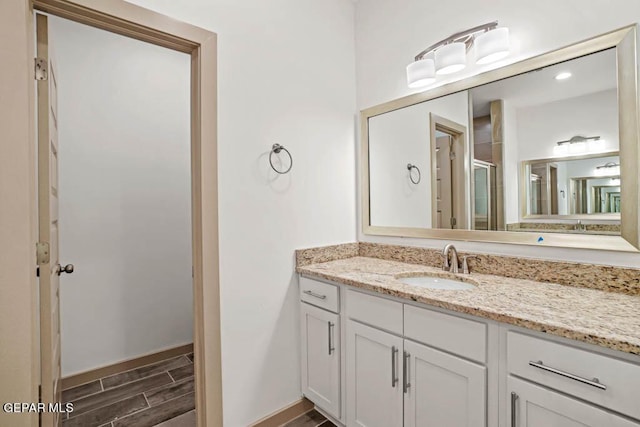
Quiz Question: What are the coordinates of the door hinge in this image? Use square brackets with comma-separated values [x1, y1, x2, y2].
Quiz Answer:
[449, 151, 456, 160]
[36, 242, 50, 265]
[450, 217, 457, 227]
[35, 58, 48, 81]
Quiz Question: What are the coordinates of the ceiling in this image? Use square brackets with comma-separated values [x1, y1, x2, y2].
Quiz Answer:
[471, 48, 617, 116]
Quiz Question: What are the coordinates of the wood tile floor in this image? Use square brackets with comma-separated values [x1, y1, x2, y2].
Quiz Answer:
[62, 352, 195, 427]
[282, 409, 337, 427]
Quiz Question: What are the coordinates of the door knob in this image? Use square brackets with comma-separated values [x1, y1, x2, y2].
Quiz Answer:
[57, 264, 74, 275]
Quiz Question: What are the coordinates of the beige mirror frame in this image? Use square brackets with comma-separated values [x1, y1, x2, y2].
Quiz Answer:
[361, 25, 640, 252]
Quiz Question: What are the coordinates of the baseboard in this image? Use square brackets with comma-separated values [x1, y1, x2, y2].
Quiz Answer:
[61, 343, 193, 390]
[250, 398, 314, 427]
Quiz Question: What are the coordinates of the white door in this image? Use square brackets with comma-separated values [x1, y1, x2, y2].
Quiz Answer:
[404, 340, 486, 427]
[347, 320, 403, 427]
[37, 13, 70, 426]
[300, 303, 341, 419]
[508, 377, 638, 427]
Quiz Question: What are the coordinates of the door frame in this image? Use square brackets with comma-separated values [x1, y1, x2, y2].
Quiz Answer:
[429, 113, 469, 229]
[0, 1, 221, 427]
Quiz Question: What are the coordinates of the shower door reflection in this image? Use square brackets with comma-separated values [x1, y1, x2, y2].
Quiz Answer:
[474, 160, 497, 230]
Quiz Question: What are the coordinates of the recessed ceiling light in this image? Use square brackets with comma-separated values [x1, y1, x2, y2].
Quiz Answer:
[555, 72, 572, 80]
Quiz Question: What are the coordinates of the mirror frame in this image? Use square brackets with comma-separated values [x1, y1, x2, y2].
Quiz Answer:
[361, 25, 640, 252]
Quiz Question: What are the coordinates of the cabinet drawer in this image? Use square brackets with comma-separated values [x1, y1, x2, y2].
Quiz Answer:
[507, 331, 640, 420]
[300, 276, 339, 313]
[404, 304, 486, 363]
[346, 290, 403, 335]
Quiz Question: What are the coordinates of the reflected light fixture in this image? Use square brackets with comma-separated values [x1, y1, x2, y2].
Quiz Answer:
[553, 135, 605, 156]
[555, 71, 572, 80]
[406, 21, 510, 88]
[594, 162, 620, 177]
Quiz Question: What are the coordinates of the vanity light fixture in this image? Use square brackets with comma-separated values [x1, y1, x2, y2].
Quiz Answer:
[553, 135, 605, 155]
[406, 21, 510, 88]
[594, 162, 620, 177]
[555, 71, 572, 80]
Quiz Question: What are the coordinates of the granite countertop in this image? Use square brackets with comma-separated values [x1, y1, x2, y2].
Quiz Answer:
[297, 256, 640, 356]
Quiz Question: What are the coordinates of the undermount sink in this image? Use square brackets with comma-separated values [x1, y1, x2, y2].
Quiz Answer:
[397, 276, 476, 290]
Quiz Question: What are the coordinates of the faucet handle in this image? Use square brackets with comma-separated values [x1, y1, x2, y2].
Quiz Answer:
[461, 255, 478, 274]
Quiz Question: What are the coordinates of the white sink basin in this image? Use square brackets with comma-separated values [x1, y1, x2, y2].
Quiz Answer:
[398, 276, 476, 290]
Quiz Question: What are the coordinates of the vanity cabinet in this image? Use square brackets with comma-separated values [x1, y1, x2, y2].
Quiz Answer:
[505, 331, 640, 427]
[300, 275, 640, 427]
[346, 320, 403, 427]
[345, 289, 487, 427]
[508, 377, 637, 427]
[404, 340, 485, 427]
[300, 277, 341, 420]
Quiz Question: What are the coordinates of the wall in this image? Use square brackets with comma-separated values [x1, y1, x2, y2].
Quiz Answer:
[516, 90, 618, 161]
[355, 0, 640, 266]
[50, 17, 194, 376]
[369, 91, 468, 228]
[122, 1, 357, 426]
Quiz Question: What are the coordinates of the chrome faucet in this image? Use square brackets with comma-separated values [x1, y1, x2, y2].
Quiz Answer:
[442, 243, 459, 273]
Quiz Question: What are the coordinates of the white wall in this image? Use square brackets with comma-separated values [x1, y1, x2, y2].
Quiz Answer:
[355, 0, 640, 266]
[516, 90, 618, 161]
[123, 1, 357, 426]
[51, 17, 194, 376]
[369, 91, 468, 228]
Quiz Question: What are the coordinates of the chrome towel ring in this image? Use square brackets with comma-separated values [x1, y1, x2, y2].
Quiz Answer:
[407, 163, 421, 184]
[269, 143, 293, 174]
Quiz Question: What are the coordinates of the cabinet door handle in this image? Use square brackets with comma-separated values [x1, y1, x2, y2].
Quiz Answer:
[303, 290, 326, 300]
[510, 392, 518, 427]
[403, 351, 411, 393]
[529, 360, 607, 390]
[328, 321, 335, 355]
[391, 346, 399, 388]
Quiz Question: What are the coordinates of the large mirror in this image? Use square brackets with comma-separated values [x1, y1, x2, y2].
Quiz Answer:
[362, 26, 639, 251]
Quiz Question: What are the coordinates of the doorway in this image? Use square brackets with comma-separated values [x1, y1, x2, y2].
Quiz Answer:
[0, 1, 221, 426]
[430, 114, 468, 229]
[38, 13, 195, 426]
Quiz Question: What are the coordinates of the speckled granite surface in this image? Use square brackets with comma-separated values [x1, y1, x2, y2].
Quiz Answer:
[506, 222, 620, 235]
[297, 256, 640, 355]
[358, 242, 640, 296]
[296, 243, 359, 267]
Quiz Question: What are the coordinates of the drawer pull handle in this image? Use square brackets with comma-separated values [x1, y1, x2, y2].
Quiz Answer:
[303, 290, 327, 300]
[403, 351, 411, 393]
[529, 360, 607, 390]
[510, 392, 518, 427]
[328, 321, 335, 355]
[391, 346, 399, 388]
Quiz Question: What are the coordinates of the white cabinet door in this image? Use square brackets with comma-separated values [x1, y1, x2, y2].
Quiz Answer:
[301, 303, 341, 418]
[347, 320, 403, 427]
[404, 340, 486, 427]
[508, 377, 639, 427]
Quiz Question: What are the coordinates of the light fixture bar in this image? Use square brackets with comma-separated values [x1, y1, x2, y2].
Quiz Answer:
[556, 135, 601, 146]
[414, 21, 498, 61]
[596, 162, 620, 170]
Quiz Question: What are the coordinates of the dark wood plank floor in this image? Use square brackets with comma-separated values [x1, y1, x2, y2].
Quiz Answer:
[62, 352, 195, 427]
[282, 409, 337, 427]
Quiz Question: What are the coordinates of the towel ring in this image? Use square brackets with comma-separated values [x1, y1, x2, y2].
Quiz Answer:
[407, 163, 421, 184]
[269, 143, 293, 174]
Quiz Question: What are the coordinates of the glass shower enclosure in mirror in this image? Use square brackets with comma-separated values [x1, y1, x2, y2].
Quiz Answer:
[361, 25, 639, 250]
